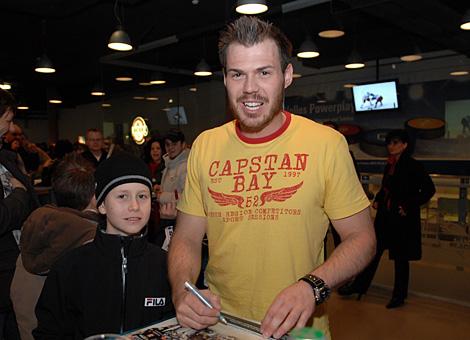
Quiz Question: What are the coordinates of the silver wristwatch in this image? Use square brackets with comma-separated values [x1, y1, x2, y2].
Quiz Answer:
[299, 274, 331, 305]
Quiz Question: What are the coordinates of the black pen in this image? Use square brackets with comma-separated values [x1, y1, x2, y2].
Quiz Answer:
[184, 281, 228, 325]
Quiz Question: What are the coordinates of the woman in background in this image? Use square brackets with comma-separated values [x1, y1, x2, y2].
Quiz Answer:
[339, 129, 435, 308]
[144, 137, 165, 244]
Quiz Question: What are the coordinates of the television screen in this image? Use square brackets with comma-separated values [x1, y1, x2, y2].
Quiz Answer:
[352, 80, 399, 112]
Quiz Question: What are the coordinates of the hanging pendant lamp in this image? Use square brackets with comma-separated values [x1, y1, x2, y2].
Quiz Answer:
[236, 0, 268, 15]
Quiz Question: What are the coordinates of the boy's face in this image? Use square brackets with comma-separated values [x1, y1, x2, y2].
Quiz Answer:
[98, 182, 151, 236]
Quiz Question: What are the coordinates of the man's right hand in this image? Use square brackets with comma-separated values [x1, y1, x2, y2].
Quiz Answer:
[173, 288, 221, 330]
[10, 177, 26, 191]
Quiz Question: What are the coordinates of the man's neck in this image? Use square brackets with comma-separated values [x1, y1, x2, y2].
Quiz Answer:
[91, 149, 102, 159]
[238, 111, 286, 139]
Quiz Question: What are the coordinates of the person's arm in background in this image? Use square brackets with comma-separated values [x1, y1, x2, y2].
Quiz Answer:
[167, 211, 221, 330]
[0, 176, 29, 235]
[261, 207, 375, 338]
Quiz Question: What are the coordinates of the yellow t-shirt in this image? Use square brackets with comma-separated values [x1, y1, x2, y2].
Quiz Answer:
[178, 112, 370, 337]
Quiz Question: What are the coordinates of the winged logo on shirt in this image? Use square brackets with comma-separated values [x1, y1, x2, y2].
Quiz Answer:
[208, 181, 303, 208]
[208, 188, 245, 208]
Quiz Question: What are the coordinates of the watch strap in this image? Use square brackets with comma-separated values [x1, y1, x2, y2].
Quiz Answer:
[299, 274, 331, 305]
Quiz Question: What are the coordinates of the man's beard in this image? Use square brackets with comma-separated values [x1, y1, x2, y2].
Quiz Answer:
[227, 84, 285, 134]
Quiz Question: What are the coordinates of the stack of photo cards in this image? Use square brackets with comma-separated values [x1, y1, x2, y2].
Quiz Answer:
[126, 315, 288, 340]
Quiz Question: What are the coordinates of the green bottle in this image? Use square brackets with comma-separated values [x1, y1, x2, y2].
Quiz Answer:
[288, 327, 325, 340]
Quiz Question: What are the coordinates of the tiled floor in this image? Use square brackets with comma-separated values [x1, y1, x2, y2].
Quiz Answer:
[328, 286, 470, 340]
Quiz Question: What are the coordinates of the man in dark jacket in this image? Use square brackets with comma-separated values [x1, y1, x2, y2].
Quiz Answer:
[0, 89, 36, 340]
[34, 153, 174, 339]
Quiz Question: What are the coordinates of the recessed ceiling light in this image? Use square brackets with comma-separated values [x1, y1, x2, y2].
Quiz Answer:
[133, 96, 145, 100]
[146, 97, 158, 101]
[115, 76, 133, 81]
[318, 30, 345, 38]
[400, 54, 422, 62]
[450, 71, 469, 76]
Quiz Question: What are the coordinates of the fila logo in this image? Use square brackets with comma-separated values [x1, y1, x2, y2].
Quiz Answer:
[144, 297, 166, 307]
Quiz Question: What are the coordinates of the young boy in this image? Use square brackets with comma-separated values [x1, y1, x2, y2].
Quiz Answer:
[33, 153, 174, 339]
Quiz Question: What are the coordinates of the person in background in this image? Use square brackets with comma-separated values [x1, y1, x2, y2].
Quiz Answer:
[143, 137, 165, 244]
[10, 154, 99, 340]
[40, 139, 75, 187]
[155, 129, 189, 250]
[34, 153, 174, 339]
[168, 16, 375, 339]
[81, 128, 107, 168]
[144, 137, 165, 192]
[338, 129, 435, 308]
[0, 89, 37, 340]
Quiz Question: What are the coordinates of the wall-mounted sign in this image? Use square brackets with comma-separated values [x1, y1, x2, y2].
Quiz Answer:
[131, 116, 148, 145]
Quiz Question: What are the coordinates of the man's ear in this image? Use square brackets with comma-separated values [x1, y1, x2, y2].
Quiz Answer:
[98, 202, 106, 215]
[284, 63, 293, 88]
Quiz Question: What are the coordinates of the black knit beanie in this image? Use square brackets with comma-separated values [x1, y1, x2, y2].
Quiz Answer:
[95, 152, 152, 207]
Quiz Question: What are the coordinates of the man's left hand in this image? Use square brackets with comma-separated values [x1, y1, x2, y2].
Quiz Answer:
[260, 281, 315, 339]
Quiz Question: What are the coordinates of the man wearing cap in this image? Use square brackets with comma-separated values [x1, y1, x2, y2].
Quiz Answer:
[154, 129, 189, 250]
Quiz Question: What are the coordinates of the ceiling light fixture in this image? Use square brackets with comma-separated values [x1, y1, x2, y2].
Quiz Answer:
[90, 83, 106, 96]
[400, 54, 422, 62]
[17, 105, 29, 110]
[35, 54, 56, 74]
[48, 88, 62, 104]
[292, 73, 302, 79]
[189, 86, 198, 92]
[101, 103, 112, 107]
[460, 9, 470, 30]
[115, 75, 133, 81]
[345, 50, 365, 69]
[194, 59, 212, 76]
[133, 96, 145, 100]
[139, 82, 152, 86]
[108, 0, 133, 51]
[0, 82, 11, 90]
[235, 0, 268, 15]
[150, 72, 166, 85]
[316, 93, 327, 104]
[35, 20, 56, 74]
[318, 29, 345, 38]
[343, 83, 355, 88]
[297, 36, 320, 58]
[450, 71, 469, 76]
[146, 97, 158, 101]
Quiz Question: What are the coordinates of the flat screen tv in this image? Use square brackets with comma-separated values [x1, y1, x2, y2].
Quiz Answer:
[352, 80, 399, 112]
